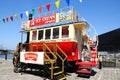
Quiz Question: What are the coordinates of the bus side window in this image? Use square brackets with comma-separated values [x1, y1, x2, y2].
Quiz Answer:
[62, 26, 69, 38]
[45, 29, 51, 39]
[38, 30, 43, 40]
[53, 28, 59, 39]
[32, 31, 37, 40]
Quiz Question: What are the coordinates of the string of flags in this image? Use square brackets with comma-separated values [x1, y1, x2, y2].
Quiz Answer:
[80, 0, 83, 3]
[0, 0, 83, 23]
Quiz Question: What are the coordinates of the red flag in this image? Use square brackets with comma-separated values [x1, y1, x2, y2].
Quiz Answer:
[38, 6, 42, 13]
[46, 4, 50, 11]
[10, 16, 13, 21]
[6, 17, 8, 22]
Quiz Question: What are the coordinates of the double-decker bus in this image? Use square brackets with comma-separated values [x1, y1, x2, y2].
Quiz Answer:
[13, 6, 98, 80]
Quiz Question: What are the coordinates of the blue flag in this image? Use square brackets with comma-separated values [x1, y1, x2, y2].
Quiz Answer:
[66, 0, 70, 6]
[20, 13, 23, 19]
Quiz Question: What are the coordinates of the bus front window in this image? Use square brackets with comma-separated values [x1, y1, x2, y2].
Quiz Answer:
[53, 28, 59, 39]
[32, 31, 37, 40]
[62, 26, 69, 38]
[38, 30, 43, 40]
[45, 29, 51, 39]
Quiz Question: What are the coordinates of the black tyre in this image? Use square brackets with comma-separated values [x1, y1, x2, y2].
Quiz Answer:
[13, 56, 21, 73]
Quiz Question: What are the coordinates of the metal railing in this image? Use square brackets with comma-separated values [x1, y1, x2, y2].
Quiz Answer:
[17, 42, 67, 79]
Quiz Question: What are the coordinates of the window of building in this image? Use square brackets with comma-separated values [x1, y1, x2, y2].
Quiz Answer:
[32, 31, 37, 40]
[45, 29, 51, 39]
[38, 30, 43, 40]
[53, 28, 59, 39]
[62, 26, 69, 38]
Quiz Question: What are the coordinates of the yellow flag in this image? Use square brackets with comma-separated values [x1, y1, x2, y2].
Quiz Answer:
[55, 0, 60, 8]
[14, 14, 18, 20]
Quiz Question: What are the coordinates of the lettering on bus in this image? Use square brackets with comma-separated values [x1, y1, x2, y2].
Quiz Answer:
[24, 53, 38, 61]
[59, 10, 72, 22]
[29, 14, 56, 27]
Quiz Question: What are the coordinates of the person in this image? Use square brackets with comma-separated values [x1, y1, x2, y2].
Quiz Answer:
[5, 52, 7, 60]
[98, 55, 102, 69]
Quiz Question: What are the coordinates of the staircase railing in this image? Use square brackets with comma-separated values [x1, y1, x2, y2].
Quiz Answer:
[55, 44, 67, 73]
[19, 42, 67, 79]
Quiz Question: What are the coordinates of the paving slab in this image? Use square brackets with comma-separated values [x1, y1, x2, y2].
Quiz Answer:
[0, 58, 120, 80]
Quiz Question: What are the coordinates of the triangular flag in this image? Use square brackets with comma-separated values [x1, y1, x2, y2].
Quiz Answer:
[14, 14, 18, 20]
[80, 0, 82, 3]
[66, 0, 70, 6]
[32, 9, 35, 15]
[0, 20, 2, 23]
[10, 16, 13, 21]
[55, 0, 60, 8]
[2, 18, 5, 23]
[20, 13, 23, 19]
[46, 3, 50, 11]
[25, 10, 29, 17]
[38, 6, 42, 13]
[6, 17, 8, 22]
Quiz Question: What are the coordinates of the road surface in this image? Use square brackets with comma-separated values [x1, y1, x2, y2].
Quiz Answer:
[0, 58, 120, 80]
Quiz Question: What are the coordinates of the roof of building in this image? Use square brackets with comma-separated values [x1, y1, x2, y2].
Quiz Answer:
[98, 28, 120, 52]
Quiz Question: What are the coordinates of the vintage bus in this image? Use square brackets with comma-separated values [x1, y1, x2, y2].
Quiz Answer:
[13, 7, 98, 80]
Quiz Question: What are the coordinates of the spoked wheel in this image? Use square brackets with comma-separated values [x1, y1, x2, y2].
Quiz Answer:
[43, 64, 51, 79]
[13, 55, 21, 73]
[54, 73, 67, 80]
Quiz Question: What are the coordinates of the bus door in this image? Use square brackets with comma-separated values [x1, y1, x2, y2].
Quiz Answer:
[75, 28, 83, 60]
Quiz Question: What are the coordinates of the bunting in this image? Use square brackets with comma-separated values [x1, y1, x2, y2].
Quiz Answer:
[14, 14, 18, 20]
[2, 18, 5, 23]
[25, 10, 29, 17]
[10, 16, 13, 21]
[32, 9, 35, 15]
[80, 0, 83, 3]
[55, 0, 60, 8]
[0, 0, 81, 24]
[38, 6, 42, 13]
[20, 13, 23, 19]
[46, 4, 50, 11]
[6, 17, 8, 22]
[66, 0, 70, 6]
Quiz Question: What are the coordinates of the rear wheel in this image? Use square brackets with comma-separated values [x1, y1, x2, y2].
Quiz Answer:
[13, 55, 21, 73]
[13, 43, 23, 73]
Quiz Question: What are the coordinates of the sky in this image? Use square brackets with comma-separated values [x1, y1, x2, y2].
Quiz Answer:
[0, 0, 120, 50]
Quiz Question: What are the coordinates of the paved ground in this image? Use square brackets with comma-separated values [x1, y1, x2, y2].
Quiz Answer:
[90, 68, 120, 80]
[0, 58, 43, 80]
[0, 58, 120, 80]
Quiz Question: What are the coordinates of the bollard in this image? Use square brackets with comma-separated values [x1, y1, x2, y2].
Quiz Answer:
[98, 55, 102, 69]
[99, 61, 102, 69]
[5, 54, 7, 60]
